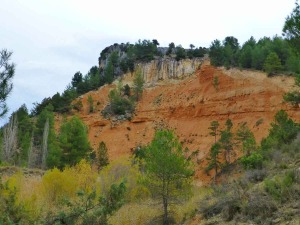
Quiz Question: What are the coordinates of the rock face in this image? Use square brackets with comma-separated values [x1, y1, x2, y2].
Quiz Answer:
[98, 43, 206, 84]
[138, 57, 206, 84]
[62, 62, 299, 185]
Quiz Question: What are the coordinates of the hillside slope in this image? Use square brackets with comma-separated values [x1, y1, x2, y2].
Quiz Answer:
[61, 61, 299, 184]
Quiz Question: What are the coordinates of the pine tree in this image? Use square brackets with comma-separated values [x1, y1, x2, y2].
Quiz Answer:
[236, 123, 256, 156]
[283, 0, 300, 52]
[206, 142, 222, 184]
[143, 130, 194, 224]
[14, 104, 33, 165]
[59, 116, 91, 167]
[263, 52, 283, 75]
[97, 141, 109, 170]
[209, 121, 220, 144]
[219, 119, 234, 164]
[0, 49, 15, 117]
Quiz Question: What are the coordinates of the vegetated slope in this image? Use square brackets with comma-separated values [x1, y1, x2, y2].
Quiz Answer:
[61, 61, 299, 185]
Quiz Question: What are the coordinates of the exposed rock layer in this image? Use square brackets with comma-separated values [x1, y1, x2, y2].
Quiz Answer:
[62, 61, 299, 184]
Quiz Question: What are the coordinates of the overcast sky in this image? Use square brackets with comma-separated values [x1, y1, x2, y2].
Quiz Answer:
[0, 0, 295, 124]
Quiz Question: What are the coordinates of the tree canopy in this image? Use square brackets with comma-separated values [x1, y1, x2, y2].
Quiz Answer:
[283, 0, 300, 52]
[143, 129, 194, 224]
[0, 49, 15, 117]
[59, 116, 91, 167]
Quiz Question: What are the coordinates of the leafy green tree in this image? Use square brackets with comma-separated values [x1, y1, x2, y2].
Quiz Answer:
[286, 53, 300, 73]
[269, 110, 299, 145]
[152, 39, 160, 46]
[283, 0, 300, 52]
[239, 37, 256, 68]
[251, 45, 266, 70]
[206, 142, 222, 183]
[236, 123, 256, 156]
[219, 119, 234, 164]
[175, 45, 186, 61]
[263, 52, 283, 75]
[209, 121, 220, 143]
[193, 47, 206, 58]
[0, 49, 15, 117]
[133, 39, 157, 61]
[223, 36, 240, 67]
[51, 93, 65, 112]
[209, 39, 224, 66]
[143, 130, 194, 225]
[261, 110, 300, 152]
[166, 42, 175, 55]
[58, 86, 78, 113]
[271, 36, 290, 66]
[86, 66, 101, 90]
[133, 68, 144, 101]
[59, 116, 91, 167]
[187, 44, 195, 59]
[71, 71, 83, 88]
[97, 141, 109, 170]
[14, 105, 33, 165]
[223, 36, 240, 52]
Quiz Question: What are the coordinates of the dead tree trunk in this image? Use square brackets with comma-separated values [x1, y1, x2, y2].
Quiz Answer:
[41, 118, 49, 169]
[27, 132, 35, 168]
[2, 115, 18, 164]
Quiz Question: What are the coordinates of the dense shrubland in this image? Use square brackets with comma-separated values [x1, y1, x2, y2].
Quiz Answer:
[199, 110, 300, 224]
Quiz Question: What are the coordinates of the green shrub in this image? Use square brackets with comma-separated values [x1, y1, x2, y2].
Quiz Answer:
[213, 76, 219, 91]
[240, 152, 263, 169]
[264, 178, 282, 201]
[108, 88, 134, 115]
[264, 170, 297, 202]
[110, 97, 134, 115]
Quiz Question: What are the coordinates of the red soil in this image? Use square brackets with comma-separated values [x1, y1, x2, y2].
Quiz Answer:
[56, 62, 300, 185]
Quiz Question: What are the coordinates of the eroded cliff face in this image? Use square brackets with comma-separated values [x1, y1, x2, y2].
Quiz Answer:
[138, 57, 206, 84]
[61, 62, 299, 185]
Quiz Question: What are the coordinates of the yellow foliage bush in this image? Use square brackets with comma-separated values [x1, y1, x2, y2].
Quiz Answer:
[40, 159, 97, 206]
[1, 172, 41, 223]
[109, 200, 161, 225]
[70, 159, 97, 193]
[41, 167, 77, 204]
[109, 186, 211, 225]
[98, 157, 150, 201]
